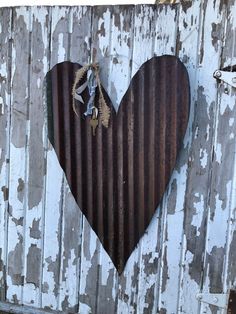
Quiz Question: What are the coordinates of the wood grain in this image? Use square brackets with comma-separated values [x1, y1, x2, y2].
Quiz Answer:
[0, 3, 236, 314]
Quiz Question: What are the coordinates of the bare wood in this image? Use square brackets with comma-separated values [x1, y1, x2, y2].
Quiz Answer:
[0, 301, 65, 314]
[0, 4, 235, 314]
[0, 6, 12, 303]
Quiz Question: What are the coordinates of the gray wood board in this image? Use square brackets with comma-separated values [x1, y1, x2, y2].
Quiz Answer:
[0, 2, 235, 313]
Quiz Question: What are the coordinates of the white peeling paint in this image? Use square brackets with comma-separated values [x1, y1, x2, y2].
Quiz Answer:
[179, 244, 200, 314]
[51, 7, 69, 38]
[229, 117, 234, 127]
[100, 252, 113, 286]
[16, 7, 31, 31]
[37, 78, 41, 89]
[97, 10, 111, 57]
[208, 194, 227, 250]
[43, 56, 48, 75]
[84, 36, 90, 51]
[6, 281, 22, 304]
[176, 164, 188, 211]
[42, 148, 64, 309]
[79, 302, 92, 314]
[1, 4, 236, 314]
[79, 220, 95, 294]
[58, 249, 77, 309]
[98, 9, 133, 109]
[0, 62, 7, 79]
[206, 124, 210, 142]
[192, 194, 204, 237]
[194, 125, 199, 139]
[215, 143, 222, 164]
[22, 284, 40, 306]
[200, 148, 208, 169]
[58, 33, 66, 63]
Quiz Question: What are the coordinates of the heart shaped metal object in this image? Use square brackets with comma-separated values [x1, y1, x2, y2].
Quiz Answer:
[46, 55, 190, 273]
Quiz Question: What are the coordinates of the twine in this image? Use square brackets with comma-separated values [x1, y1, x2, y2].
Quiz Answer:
[72, 63, 111, 128]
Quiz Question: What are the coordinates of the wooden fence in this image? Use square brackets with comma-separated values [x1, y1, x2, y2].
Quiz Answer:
[0, 2, 236, 313]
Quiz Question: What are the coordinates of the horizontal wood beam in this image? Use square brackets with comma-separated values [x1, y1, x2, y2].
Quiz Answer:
[0, 302, 66, 314]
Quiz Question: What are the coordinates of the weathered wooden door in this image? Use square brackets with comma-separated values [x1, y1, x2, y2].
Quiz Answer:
[0, 2, 236, 313]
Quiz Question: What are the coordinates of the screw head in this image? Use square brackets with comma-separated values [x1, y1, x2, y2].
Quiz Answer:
[214, 70, 222, 78]
[213, 297, 218, 303]
[196, 293, 202, 300]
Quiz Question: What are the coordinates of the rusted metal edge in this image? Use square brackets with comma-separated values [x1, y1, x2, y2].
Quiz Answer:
[46, 55, 190, 273]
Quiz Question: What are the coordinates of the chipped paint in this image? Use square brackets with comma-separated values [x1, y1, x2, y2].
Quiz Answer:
[1, 3, 236, 314]
[58, 33, 66, 63]
[8, 240, 24, 286]
[37, 78, 41, 89]
[17, 178, 24, 203]
[29, 219, 41, 239]
[26, 244, 41, 287]
[200, 148, 208, 169]
[1, 186, 9, 201]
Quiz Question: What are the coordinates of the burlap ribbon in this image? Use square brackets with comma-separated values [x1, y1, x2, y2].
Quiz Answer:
[72, 63, 111, 128]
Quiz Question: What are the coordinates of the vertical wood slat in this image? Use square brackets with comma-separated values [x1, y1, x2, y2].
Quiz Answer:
[93, 6, 135, 312]
[166, 2, 203, 313]
[196, 1, 228, 314]
[6, 7, 31, 304]
[42, 6, 70, 310]
[1, 4, 236, 314]
[118, 6, 155, 313]
[173, 1, 201, 313]
[177, 1, 227, 314]
[222, 0, 236, 300]
[57, 7, 92, 313]
[21, 7, 51, 308]
[77, 5, 100, 314]
[200, 1, 236, 314]
[0, 7, 12, 303]
[78, 6, 133, 313]
[125, 5, 179, 314]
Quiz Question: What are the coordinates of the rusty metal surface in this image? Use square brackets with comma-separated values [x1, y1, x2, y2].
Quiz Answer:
[46, 55, 190, 273]
[228, 290, 236, 314]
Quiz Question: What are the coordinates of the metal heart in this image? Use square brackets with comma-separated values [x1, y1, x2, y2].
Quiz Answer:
[46, 56, 190, 274]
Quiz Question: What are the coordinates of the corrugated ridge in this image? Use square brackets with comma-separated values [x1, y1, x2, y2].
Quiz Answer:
[47, 55, 190, 273]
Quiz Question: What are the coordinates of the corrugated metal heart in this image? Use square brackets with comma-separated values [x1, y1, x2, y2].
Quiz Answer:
[46, 56, 190, 273]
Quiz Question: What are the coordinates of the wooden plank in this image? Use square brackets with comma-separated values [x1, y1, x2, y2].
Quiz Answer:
[200, 1, 236, 314]
[222, 0, 236, 298]
[49, 6, 71, 69]
[164, 1, 202, 313]
[91, 5, 135, 110]
[21, 7, 51, 308]
[41, 148, 64, 310]
[1, 4, 236, 314]
[151, 4, 184, 314]
[77, 6, 134, 313]
[95, 5, 134, 313]
[118, 5, 156, 313]
[41, 6, 71, 310]
[57, 6, 92, 313]
[6, 7, 31, 304]
[0, 7, 12, 302]
[0, 301, 65, 314]
[175, 1, 227, 314]
[57, 182, 82, 313]
[117, 4, 178, 314]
